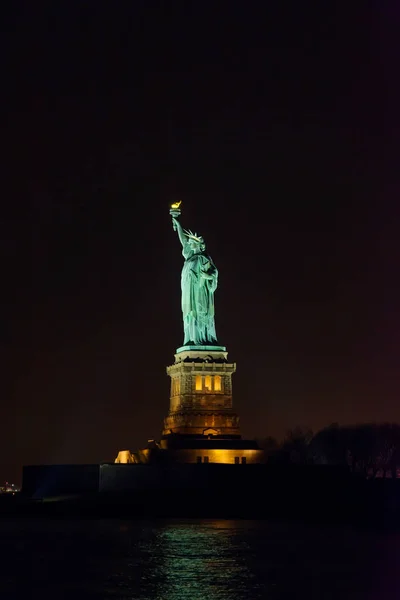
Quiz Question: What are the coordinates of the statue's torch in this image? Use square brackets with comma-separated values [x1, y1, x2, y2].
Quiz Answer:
[170, 201, 182, 230]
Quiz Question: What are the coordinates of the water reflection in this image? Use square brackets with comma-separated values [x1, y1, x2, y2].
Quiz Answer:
[0, 518, 382, 599]
[101, 520, 259, 599]
[102, 519, 377, 599]
[149, 521, 256, 599]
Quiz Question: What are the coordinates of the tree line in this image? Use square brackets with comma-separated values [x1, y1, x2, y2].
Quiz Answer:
[257, 423, 400, 478]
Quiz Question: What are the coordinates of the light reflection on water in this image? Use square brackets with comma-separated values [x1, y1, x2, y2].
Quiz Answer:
[0, 518, 390, 598]
[139, 521, 256, 599]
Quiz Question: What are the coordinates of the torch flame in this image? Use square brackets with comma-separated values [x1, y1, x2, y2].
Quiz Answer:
[170, 200, 182, 209]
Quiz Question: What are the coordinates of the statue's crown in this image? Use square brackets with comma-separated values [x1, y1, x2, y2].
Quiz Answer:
[184, 229, 204, 244]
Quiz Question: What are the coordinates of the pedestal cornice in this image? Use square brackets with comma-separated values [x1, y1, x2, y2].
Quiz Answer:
[175, 345, 228, 363]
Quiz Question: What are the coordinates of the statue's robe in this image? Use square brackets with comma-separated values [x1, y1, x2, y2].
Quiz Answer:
[181, 243, 218, 345]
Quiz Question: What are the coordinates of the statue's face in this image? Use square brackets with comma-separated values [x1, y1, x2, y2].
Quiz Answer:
[188, 238, 201, 251]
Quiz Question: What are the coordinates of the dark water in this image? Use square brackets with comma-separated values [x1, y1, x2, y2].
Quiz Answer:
[0, 518, 396, 599]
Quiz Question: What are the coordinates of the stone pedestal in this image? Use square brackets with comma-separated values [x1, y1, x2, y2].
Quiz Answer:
[116, 344, 266, 465]
[163, 346, 240, 437]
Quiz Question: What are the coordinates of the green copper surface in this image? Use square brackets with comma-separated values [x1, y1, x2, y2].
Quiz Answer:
[176, 345, 226, 354]
[170, 208, 219, 346]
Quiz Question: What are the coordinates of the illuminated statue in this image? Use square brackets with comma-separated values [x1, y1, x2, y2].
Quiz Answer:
[170, 202, 218, 346]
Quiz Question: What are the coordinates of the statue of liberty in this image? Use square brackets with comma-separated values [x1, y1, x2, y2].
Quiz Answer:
[170, 202, 219, 346]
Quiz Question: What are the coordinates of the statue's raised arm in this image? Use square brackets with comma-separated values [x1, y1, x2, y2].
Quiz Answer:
[171, 216, 188, 251]
[169, 202, 219, 347]
[170, 201, 188, 253]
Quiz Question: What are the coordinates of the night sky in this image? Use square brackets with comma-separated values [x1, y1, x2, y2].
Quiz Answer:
[1, 3, 399, 483]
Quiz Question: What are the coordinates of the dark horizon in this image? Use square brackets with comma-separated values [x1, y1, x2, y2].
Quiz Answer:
[1, 3, 400, 483]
